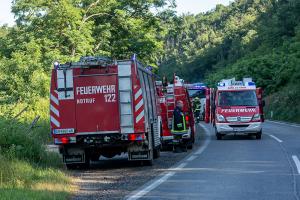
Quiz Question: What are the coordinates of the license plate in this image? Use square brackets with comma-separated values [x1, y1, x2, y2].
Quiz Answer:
[234, 128, 244, 132]
[63, 155, 84, 163]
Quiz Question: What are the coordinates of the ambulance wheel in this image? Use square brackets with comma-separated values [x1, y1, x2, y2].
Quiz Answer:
[216, 133, 222, 140]
[256, 131, 262, 140]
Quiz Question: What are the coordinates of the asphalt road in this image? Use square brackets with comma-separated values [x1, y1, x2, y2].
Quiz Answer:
[71, 124, 204, 200]
[126, 121, 300, 200]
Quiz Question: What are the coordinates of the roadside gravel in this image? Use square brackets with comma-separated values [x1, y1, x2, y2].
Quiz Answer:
[71, 124, 205, 200]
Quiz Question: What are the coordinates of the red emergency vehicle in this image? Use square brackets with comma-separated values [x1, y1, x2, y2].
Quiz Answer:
[156, 76, 195, 149]
[50, 56, 161, 168]
[205, 78, 264, 140]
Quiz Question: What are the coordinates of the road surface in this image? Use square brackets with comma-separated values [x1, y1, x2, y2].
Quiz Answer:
[126, 121, 300, 200]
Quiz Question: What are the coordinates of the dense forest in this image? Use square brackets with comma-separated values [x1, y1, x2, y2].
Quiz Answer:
[159, 0, 300, 122]
[0, 0, 299, 197]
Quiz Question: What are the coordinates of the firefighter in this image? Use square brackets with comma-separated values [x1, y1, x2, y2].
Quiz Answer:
[173, 100, 186, 131]
[193, 97, 201, 122]
[172, 100, 188, 152]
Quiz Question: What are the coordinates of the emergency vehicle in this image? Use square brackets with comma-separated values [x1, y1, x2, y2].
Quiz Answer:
[156, 76, 195, 149]
[205, 78, 264, 140]
[186, 83, 207, 121]
[50, 56, 161, 169]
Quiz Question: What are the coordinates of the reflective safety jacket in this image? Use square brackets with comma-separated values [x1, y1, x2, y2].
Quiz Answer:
[193, 99, 201, 111]
[172, 106, 186, 132]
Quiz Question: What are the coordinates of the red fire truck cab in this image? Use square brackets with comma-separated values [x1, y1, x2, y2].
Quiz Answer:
[50, 56, 161, 168]
[205, 78, 264, 140]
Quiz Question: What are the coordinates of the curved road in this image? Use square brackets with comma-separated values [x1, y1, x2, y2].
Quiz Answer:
[126, 121, 300, 200]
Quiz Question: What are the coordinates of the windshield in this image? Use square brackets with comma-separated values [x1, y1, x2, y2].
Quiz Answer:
[188, 89, 205, 98]
[218, 90, 258, 106]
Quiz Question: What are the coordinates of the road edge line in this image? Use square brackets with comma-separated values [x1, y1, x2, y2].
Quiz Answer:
[269, 134, 283, 143]
[124, 123, 211, 200]
[292, 155, 300, 174]
[266, 120, 300, 128]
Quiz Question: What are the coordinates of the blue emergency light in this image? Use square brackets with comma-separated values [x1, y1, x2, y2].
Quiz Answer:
[247, 82, 255, 86]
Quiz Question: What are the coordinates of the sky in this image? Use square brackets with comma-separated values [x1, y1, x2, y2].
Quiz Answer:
[0, 0, 232, 26]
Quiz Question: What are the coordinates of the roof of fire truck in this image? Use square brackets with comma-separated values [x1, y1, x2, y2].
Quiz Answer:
[217, 78, 256, 91]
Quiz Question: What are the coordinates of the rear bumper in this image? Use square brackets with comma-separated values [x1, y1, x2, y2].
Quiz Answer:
[216, 122, 262, 134]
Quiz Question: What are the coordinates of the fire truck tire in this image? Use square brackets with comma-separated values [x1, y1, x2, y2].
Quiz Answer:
[66, 158, 90, 170]
[187, 143, 193, 149]
[256, 131, 262, 140]
[153, 148, 161, 159]
[90, 153, 100, 161]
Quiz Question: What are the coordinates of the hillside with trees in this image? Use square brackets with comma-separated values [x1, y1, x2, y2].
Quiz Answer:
[159, 0, 300, 122]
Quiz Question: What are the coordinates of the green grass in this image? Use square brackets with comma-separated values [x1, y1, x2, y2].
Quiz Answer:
[0, 155, 75, 200]
[265, 83, 300, 123]
[0, 99, 75, 200]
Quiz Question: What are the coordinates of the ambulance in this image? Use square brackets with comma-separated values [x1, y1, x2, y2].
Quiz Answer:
[205, 78, 264, 140]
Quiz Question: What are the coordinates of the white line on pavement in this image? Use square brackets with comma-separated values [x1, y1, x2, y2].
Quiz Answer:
[267, 120, 300, 128]
[292, 155, 300, 174]
[125, 123, 211, 200]
[126, 163, 187, 200]
[186, 155, 197, 162]
[269, 134, 283, 143]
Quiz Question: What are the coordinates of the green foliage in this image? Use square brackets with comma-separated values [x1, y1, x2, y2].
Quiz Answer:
[160, 0, 300, 89]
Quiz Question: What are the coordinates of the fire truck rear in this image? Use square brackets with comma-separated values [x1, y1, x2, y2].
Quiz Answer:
[156, 76, 195, 149]
[50, 57, 161, 168]
[205, 78, 264, 140]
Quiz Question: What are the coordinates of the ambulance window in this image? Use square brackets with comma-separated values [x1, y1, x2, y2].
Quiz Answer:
[218, 90, 258, 106]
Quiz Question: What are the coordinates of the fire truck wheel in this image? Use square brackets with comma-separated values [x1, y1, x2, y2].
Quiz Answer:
[90, 154, 100, 161]
[187, 143, 193, 149]
[256, 131, 262, 140]
[153, 148, 161, 159]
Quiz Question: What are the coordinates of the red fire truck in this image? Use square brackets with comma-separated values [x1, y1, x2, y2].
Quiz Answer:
[50, 56, 161, 168]
[205, 78, 264, 140]
[156, 76, 195, 149]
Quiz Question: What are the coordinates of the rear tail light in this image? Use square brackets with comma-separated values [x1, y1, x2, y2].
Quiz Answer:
[128, 134, 145, 141]
[61, 137, 69, 144]
[54, 137, 76, 144]
[185, 115, 189, 122]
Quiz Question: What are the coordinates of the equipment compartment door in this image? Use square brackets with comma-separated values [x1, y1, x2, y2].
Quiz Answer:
[74, 75, 119, 133]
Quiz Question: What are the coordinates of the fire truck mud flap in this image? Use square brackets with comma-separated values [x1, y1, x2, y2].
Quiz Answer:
[128, 151, 151, 160]
[63, 148, 86, 164]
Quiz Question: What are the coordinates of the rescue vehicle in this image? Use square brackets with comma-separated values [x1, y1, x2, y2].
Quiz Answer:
[50, 56, 162, 169]
[156, 76, 195, 149]
[205, 78, 264, 140]
[186, 83, 207, 121]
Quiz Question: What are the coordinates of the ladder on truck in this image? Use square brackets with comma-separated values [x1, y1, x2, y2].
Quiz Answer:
[166, 85, 175, 129]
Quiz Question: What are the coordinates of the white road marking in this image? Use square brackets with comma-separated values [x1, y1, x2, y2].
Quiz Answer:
[292, 155, 300, 174]
[267, 120, 300, 128]
[269, 134, 283, 143]
[186, 155, 197, 162]
[194, 124, 211, 155]
[125, 123, 211, 200]
[126, 163, 187, 200]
